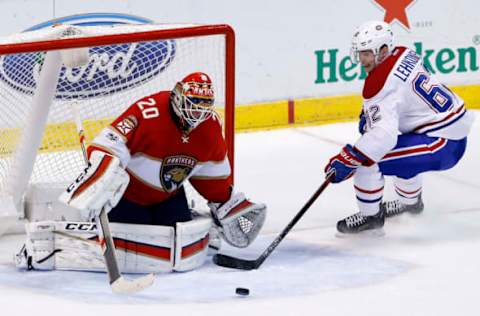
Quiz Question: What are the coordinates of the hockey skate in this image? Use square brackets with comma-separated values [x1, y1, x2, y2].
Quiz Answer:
[381, 193, 424, 218]
[336, 208, 385, 236]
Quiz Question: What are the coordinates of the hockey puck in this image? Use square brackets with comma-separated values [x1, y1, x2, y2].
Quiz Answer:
[235, 287, 250, 296]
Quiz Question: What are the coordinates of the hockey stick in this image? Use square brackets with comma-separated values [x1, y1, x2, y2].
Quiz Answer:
[213, 174, 333, 270]
[71, 102, 154, 294]
[96, 208, 155, 293]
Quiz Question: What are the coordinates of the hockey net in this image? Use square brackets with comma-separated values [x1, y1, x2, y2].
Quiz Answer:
[0, 23, 235, 235]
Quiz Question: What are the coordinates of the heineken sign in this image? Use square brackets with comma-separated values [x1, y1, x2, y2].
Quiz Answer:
[315, 42, 479, 84]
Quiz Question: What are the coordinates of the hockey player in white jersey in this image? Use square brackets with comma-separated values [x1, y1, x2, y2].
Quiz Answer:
[324, 21, 475, 234]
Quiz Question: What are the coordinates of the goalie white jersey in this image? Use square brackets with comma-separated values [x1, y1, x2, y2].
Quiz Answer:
[355, 46, 475, 162]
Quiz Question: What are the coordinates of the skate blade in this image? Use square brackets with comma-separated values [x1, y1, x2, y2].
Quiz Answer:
[335, 228, 385, 239]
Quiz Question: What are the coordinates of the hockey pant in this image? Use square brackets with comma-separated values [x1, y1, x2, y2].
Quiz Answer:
[354, 133, 467, 215]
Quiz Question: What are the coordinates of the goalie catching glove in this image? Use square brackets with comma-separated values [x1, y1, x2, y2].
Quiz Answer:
[59, 151, 129, 221]
[209, 192, 266, 248]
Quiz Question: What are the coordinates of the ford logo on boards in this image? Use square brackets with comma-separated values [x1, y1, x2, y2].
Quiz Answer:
[0, 13, 176, 99]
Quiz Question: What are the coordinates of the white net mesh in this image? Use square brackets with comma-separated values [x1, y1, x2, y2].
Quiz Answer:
[0, 24, 232, 217]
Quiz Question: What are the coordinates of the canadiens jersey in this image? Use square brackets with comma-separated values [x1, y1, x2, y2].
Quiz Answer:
[88, 91, 232, 206]
[355, 46, 475, 162]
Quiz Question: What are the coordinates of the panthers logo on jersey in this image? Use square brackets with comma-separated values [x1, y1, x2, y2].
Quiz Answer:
[160, 155, 197, 192]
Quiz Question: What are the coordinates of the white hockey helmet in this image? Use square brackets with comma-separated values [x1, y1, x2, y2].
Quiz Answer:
[170, 72, 215, 130]
[350, 21, 394, 64]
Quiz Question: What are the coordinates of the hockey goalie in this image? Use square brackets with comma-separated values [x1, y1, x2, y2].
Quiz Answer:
[16, 72, 267, 273]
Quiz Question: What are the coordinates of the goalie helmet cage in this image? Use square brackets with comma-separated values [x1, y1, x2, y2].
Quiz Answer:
[0, 24, 235, 235]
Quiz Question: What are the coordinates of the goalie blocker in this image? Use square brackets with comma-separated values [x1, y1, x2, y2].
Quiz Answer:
[59, 150, 129, 221]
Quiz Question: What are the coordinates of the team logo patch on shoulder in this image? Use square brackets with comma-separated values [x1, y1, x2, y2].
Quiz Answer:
[116, 115, 138, 135]
[160, 155, 197, 192]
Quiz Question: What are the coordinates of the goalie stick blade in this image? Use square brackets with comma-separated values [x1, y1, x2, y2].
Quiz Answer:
[110, 273, 155, 294]
[213, 254, 259, 270]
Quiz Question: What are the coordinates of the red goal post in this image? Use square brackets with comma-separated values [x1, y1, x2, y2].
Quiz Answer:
[0, 23, 235, 235]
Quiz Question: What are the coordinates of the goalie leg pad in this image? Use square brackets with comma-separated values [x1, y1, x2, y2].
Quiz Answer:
[16, 221, 176, 273]
[16, 216, 215, 273]
[108, 222, 175, 273]
[15, 221, 56, 270]
[174, 214, 213, 272]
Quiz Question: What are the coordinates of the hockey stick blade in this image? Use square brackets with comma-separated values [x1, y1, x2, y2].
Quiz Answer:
[213, 253, 259, 270]
[111, 273, 155, 294]
[213, 176, 333, 271]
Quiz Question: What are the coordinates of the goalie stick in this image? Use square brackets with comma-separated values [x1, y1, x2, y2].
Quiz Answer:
[213, 174, 333, 270]
[72, 102, 154, 294]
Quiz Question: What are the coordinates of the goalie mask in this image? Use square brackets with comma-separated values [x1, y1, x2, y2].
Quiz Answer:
[350, 20, 394, 64]
[170, 72, 215, 131]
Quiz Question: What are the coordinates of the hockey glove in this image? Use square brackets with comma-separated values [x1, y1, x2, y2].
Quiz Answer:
[209, 192, 266, 248]
[324, 144, 369, 183]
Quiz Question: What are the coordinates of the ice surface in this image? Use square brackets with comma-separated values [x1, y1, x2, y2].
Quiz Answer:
[0, 236, 409, 303]
[0, 111, 479, 316]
